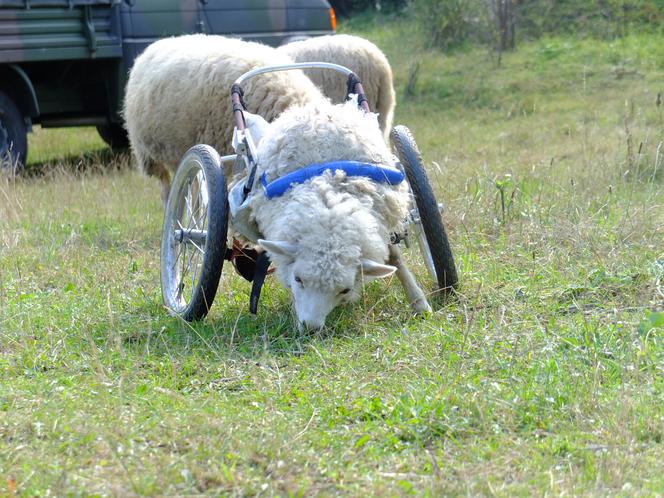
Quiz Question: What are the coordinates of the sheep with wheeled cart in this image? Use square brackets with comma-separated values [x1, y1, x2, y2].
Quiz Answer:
[124, 35, 457, 329]
[160, 63, 458, 329]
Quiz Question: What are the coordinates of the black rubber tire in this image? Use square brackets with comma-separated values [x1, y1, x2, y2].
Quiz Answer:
[0, 91, 28, 171]
[96, 123, 130, 150]
[160, 145, 229, 321]
[391, 125, 458, 291]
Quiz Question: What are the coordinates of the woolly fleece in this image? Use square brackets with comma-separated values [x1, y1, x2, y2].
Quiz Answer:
[278, 34, 396, 138]
[249, 99, 410, 300]
[123, 34, 326, 184]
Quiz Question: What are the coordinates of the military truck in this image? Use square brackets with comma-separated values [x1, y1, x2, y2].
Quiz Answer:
[0, 0, 335, 167]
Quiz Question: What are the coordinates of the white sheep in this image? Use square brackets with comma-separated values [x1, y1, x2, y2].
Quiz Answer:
[249, 99, 430, 329]
[123, 34, 326, 203]
[124, 34, 429, 328]
[278, 34, 396, 138]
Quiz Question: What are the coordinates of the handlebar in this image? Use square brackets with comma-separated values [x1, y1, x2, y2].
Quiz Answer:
[231, 62, 370, 131]
[234, 62, 354, 86]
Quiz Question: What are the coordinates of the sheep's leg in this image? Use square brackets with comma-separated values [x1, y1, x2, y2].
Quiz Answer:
[135, 153, 172, 206]
[158, 169, 171, 206]
[388, 245, 432, 314]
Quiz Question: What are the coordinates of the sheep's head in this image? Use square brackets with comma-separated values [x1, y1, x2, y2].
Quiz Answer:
[259, 236, 395, 331]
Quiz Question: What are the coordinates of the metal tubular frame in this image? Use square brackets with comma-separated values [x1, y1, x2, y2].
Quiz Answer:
[230, 62, 370, 121]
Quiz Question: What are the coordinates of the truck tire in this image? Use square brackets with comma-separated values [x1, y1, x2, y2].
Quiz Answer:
[0, 91, 28, 171]
[97, 123, 130, 150]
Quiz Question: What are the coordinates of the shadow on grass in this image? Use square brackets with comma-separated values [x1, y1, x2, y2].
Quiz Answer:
[116, 279, 460, 365]
[131, 303, 341, 360]
[23, 147, 132, 179]
[119, 283, 399, 359]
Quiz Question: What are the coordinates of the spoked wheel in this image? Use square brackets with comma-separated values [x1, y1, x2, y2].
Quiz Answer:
[391, 125, 458, 292]
[161, 144, 229, 321]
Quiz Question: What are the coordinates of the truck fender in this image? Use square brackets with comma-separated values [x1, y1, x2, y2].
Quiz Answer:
[0, 64, 39, 119]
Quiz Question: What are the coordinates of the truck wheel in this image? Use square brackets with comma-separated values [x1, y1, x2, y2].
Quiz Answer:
[0, 91, 28, 171]
[97, 123, 130, 150]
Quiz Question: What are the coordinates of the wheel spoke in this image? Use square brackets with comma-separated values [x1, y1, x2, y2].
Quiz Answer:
[188, 239, 205, 255]
[186, 173, 201, 230]
[201, 209, 208, 230]
[195, 171, 205, 225]
[179, 196, 196, 304]
[172, 219, 186, 272]
[181, 240, 197, 304]
[190, 247, 201, 298]
[189, 190, 200, 230]
[182, 181, 190, 228]
[170, 172, 209, 308]
[192, 173, 208, 231]
[177, 241, 188, 303]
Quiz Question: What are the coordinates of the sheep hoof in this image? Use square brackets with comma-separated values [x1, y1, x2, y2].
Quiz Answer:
[412, 298, 432, 315]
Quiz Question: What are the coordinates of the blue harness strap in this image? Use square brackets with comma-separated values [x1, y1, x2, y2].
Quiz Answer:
[260, 160, 405, 199]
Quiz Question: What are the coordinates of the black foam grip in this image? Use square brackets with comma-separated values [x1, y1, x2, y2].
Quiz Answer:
[346, 73, 362, 99]
[231, 83, 247, 110]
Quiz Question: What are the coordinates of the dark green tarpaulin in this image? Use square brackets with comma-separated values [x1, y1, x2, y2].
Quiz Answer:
[0, 0, 118, 8]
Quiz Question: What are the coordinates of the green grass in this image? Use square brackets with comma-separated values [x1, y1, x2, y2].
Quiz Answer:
[26, 125, 107, 166]
[1, 18, 663, 496]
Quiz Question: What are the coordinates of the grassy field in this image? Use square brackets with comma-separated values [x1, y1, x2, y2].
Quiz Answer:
[1, 15, 663, 496]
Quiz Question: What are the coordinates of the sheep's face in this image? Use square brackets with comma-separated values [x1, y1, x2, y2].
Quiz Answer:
[258, 239, 395, 330]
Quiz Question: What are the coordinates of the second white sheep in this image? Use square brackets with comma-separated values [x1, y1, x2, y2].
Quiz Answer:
[278, 34, 396, 138]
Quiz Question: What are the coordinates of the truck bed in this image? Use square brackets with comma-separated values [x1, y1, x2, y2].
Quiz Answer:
[0, 0, 121, 63]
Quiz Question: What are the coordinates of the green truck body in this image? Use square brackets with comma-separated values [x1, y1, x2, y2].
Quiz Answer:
[0, 0, 333, 166]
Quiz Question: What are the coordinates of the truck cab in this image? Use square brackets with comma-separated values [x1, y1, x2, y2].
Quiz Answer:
[0, 0, 334, 168]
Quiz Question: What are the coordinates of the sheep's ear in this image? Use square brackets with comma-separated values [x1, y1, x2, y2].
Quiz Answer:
[361, 259, 397, 279]
[258, 239, 298, 258]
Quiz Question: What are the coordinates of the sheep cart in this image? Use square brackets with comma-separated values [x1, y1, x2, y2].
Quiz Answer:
[159, 63, 458, 322]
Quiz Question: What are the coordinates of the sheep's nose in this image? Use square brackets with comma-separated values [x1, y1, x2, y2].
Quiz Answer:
[300, 319, 324, 331]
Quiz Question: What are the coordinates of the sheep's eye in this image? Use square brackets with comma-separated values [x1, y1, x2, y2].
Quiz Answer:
[340, 288, 351, 295]
[294, 276, 303, 285]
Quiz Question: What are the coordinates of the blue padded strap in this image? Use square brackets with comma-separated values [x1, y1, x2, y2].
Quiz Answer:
[260, 160, 405, 199]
